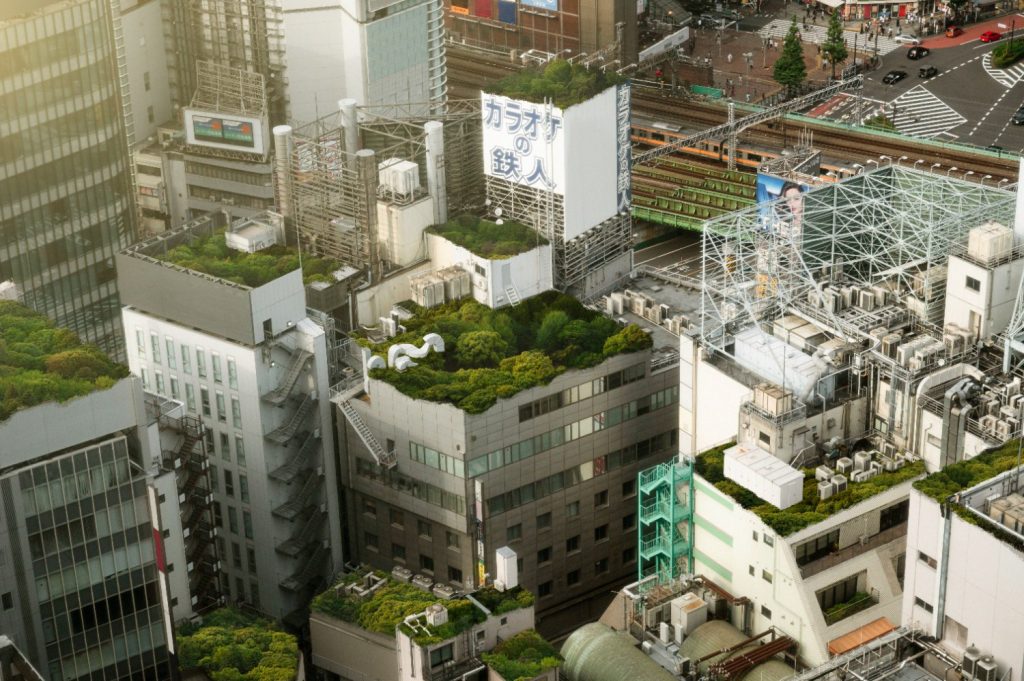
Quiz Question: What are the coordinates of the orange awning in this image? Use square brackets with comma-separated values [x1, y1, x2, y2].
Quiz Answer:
[828, 617, 895, 657]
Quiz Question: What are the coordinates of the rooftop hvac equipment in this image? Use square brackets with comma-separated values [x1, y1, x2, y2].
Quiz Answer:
[871, 286, 889, 305]
[976, 657, 999, 681]
[437, 266, 471, 301]
[818, 480, 834, 500]
[378, 158, 421, 197]
[425, 603, 448, 626]
[392, 566, 413, 583]
[840, 286, 855, 308]
[963, 645, 982, 679]
[753, 383, 793, 416]
[669, 592, 708, 635]
[851, 470, 870, 483]
[943, 332, 964, 356]
[854, 451, 872, 471]
[881, 334, 902, 359]
[411, 574, 434, 591]
[724, 444, 804, 509]
[831, 474, 848, 493]
[606, 292, 625, 315]
[836, 457, 853, 474]
[980, 414, 998, 434]
[967, 221, 1013, 264]
[495, 546, 519, 590]
[857, 289, 876, 311]
[996, 419, 1014, 440]
[432, 584, 456, 600]
[816, 465, 834, 482]
[870, 460, 884, 475]
[410, 274, 446, 308]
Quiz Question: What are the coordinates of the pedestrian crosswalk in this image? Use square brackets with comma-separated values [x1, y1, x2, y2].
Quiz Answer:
[981, 53, 1024, 88]
[885, 85, 966, 138]
[757, 19, 904, 56]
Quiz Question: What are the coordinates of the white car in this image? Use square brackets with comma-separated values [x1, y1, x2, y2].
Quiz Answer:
[894, 34, 921, 45]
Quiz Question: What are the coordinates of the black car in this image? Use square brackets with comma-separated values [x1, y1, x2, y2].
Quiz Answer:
[1013, 106, 1024, 125]
[907, 46, 930, 59]
[918, 65, 938, 78]
[882, 70, 908, 84]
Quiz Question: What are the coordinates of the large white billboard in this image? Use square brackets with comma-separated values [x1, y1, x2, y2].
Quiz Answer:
[482, 85, 631, 241]
[184, 109, 269, 156]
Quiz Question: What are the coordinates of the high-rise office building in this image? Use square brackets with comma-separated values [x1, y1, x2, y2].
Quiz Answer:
[0, 0, 138, 359]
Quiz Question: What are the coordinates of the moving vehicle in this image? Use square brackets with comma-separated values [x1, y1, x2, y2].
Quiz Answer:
[1012, 105, 1024, 125]
[945, 26, 963, 37]
[894, 34, 921, 45]
[981, 31, 1002, 42]
[882, 70, 908, 84]
[908, 46, 930, 59]
[919, 65, 938, 78]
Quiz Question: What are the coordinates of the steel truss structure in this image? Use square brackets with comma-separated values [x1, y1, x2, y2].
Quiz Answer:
[699, 165, 1016, 355]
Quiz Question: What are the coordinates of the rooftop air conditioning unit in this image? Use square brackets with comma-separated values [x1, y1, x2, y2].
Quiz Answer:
[962, 645, 981, 680]
[818, 481, 834, 500]
[980, 414, 998, 434]
[816, 465, 834, 482]
[857, 289, 876, 311]
[432, 584, 456, 600]
[854, 451, 872, 471]
[851, 470, 870, 483]
[831, 474, 848, 493]
[836, 457, 853, 474]
[995, 419, 1013, 439]
[411, 574, 434, 591]
[976, 657, 999, 681]
[392, 566, 413, 583]
[425, 603, 448, 626]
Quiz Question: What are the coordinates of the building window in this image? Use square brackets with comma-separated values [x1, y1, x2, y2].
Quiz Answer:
[240, 475, 249, 503]
[595, 524, 609, 542]
[622, 513, 636, 530]
[566, 501, 580, 517]
[752, 530, 759, 541]
[155, 371, 165, 396]
[363, 498, 377, 517]
[185, 383, 196, 412]
[209, 467, 219, 493]
[965, 276, 981, 292]
[220, 432, 231, 461]
[430, 644, 454, 668]
[761, 605, 772, 619]
[228, 507, 239, 534]
[228, 357, 238, 389]
[764, 534, 774, 547]
[390, 509, 404, 527]
[759, 431, 771, 446]
[566, 535, 580, 553]
[762, 569, 773, 584]
[365, 532, 378, 550]
[594, 490, 609, 508]
[622, 479, 636, 498]
[251, 582, 260, 608]
[147, 106, 154, 123]
[135, 329, 146, 358]
[537, 547, 552, 564]
[748, 565, 755, 576]
[595, 557, 609, 574]
[232, 542, 242, 569]
[165, 338, 176, 369]
[879, 500, 909, 531]
[537, 512, 552, 529]
[418, 520, 432, 539]
[1, 592, 12, 610]
[420, 554, 434, 573]
[196, 348, 207, 378]
[212, 353, 223, 383]
[538, 581, 553, 597]
[235, 436, 246, 467]
[507, 524, 522, 541]
[622, 547, 636, 564]
[816, 573, 861, 610]
[215, 392, 226, 422]
[448, 566, 463, 584]
[567, 569, 581, 586]
[918, 551, 938, 569]
[446, 531, 460, 550]
[181, 345, 192, 374]
[200, 386, 211, 417]
[231, 396, 242, 428]
[247, 547, 257, 574]
[140, 368, 148, 389]
[144, 71, 151, 91]
[795, 529, 840, 566]
[224, 470, 234, 497]
[170, 376, 180, 400]
[392, 543, 406, 561]
[150, 332, 161, 363]
[243, 511, 252, 539]
[915, 597, 934, 613]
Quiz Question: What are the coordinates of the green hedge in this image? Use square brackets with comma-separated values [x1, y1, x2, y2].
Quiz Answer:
[482, 630, 561, 681]
[176, 608, 298, 681]
[0, 301, 128, 421]
[365, 292, 652, 414]
[487, 59, 626, 108]
[696, 443, 926, 536]
[993, 39, 1024, 68]
[427, 214, 547, 259]
[157, 229, 341, 287]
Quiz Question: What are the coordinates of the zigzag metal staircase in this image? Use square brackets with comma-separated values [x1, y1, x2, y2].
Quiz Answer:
[266, 394, 316, 445]
[276, 510, 326, 558]
[270, 432, 320, 483]
[338, 399, 397, 468]
[263, 349, 312, 406]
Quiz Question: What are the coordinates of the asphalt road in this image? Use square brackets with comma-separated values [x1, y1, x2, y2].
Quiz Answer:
[853, 15, 1024, 150]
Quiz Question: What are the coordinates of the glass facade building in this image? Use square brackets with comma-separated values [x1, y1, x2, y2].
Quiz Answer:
[0, 0, 136, 359]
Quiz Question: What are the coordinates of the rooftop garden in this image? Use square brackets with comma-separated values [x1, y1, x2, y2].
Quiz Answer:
[914, 439, 1024, 551]
[427, 214, 547, 259]
[0, 301, 128, 422]
[155, 229, 341, 287]
[177, 608, 298, 681]
[487, 59, 626, 109]
[310, 573, 533, 645]
[482, 629, 561, 681]
[695, 443, 926, 536]
[362, 292, 652, 413]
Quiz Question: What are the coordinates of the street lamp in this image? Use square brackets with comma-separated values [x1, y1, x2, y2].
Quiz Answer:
[851, 163, 864, 174]
[913, 159, 924, 169]
[879, 154, 892, 165]
[866, 159, 879, 168]
[999, 178, 1011, 187]
[946, 166, 958, 176]
[963, 170, 975, 180]
[897, 155, 909, 165]
[981, 174, 992, 185]
[930, 162, 941, 172]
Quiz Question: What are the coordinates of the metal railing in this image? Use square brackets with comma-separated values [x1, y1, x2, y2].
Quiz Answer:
[823, 590, 879, 626]
[800, 522, 908, 579]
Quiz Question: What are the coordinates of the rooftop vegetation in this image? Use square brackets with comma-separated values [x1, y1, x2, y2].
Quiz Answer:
[363, 292, 652, 414]
[0, 301, 128, 422]
[310, 573, 533, 645]
[155, 229, 341, 287]
[482, 629, 561, 681]
[177, 608, 298, 681]
[914, 439, 1024, 551]
[427, 214, 547, 259]
[695, 443, 926, 536]
[487, 59, 626, 108]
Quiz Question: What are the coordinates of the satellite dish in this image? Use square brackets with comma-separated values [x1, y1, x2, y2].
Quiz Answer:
[494, 207, 503, 217]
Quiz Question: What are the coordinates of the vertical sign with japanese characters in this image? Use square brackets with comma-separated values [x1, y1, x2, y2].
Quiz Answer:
[481, 92, 565, 194]
[615, 84, 632, 214]
[474, 479, 486, 587]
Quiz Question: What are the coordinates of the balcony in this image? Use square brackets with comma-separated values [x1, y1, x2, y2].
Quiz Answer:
[262, 349, 312, 406]
[823, 590, 879, 626]
[276, 510, 326, 558]
[272, 470, 322, 521]
[640, 498, 671, 524]
[799, 521, 908, 579]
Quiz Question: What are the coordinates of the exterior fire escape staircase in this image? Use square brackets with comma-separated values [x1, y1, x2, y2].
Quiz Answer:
[271, 469, 322, 521]
[269, 431, 320, 483]
[266, 394, 316, 445]
[276, 510, 326, 558]
[338, 399, 397, 469]
[262, 349, 312, 406]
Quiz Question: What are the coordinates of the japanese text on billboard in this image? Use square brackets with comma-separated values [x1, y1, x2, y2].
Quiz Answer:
[482, 93, 563, 193]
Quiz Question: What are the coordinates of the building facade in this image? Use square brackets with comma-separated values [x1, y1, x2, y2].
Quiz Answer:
[0, 377, 174, 681]
[0, 0, 138, 359]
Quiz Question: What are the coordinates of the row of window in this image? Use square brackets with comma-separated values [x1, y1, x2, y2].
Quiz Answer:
[469, 386, 679, 477]
[35, 539, 155, 603]
[355, 458, 467, 514]
[409, 441, 465, 478]
[136, 330, 238, 388]
[517, 362, 646, 422]
[212, 501, 254, 540]
[19, 439, 133, 517]
[536, 548, 636, 597]
[184, 161, 271, 187]
[486, 430, 676, 515]
[209, 467, 250, 503]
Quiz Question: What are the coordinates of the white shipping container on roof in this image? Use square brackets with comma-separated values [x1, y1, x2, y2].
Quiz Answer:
[724, 444, 804, 509]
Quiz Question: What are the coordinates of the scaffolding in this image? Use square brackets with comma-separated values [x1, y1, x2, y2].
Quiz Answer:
[637, 458, 694, 584]
[699, 165, 1017, 356]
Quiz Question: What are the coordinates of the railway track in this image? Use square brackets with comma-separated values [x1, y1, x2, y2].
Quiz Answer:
[447, 44, 1018, 183]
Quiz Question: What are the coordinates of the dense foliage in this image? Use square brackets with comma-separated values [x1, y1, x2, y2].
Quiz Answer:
[157, 230, 341, 287]
[773, 18, 807, 93]
[822, 12, 849, 80]
[992, 39, 1024, 68]
[864, 114, 896, 132]
[177, 608, 297, 681]
[428, 214, 547, 259]
[364, 292, 652, 413]
[482, 630, 561, 681]
[488, 59, 626, 108]
[695, 443, 926, 536]
[473, 586, 535, 614]
[0, 301, 128, 421]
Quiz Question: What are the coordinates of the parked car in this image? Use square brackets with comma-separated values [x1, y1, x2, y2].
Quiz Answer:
[1012, 105, 1024, 125]
[919, 65, 938, 78]
[981, 30, 1002, 42]
[882, 70, 908, 84]
[945, 26, 963, 37]
[894, 34, 921, 45]
[907, 46, 930, 59]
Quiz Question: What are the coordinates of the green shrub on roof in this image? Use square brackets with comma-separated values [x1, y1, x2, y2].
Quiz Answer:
[428, 215, 547, 259]
[482, 629, 561, 681]
[177, 608, 297, 681]
[486, 59, 627, 108]
[364, 292, 651, 413]
[0, 301, 128, 422]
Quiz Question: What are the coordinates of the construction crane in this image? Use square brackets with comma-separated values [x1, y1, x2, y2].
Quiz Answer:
[633, 76, 864, 170]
